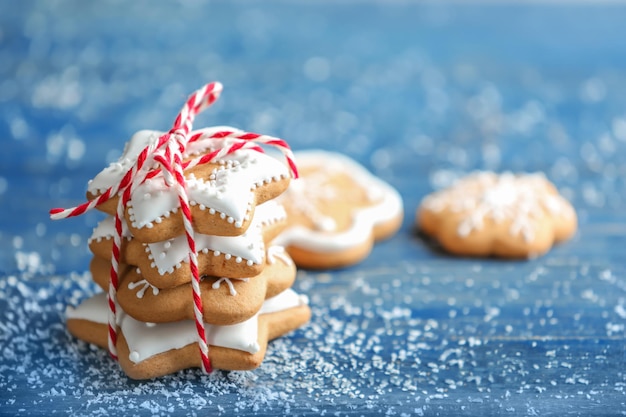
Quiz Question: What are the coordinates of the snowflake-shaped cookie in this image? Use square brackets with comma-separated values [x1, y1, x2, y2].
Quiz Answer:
[417, 171, 577, 258]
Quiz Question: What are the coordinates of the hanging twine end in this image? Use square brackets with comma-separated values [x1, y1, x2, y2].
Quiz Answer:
[49, 208, 65, 220]
[202, 357, 213, 374]
[289, 160, 299, 179]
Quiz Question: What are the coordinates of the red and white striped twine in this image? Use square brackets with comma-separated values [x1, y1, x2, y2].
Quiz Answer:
[51, 82, 298, 374]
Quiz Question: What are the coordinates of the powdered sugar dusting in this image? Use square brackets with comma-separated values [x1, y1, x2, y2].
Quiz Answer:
[1, 262, 625, 415]
[422, 172, 575, 242]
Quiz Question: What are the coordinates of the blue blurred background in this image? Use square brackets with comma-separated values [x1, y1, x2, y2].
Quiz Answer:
[0, 0, 626, 272]
[2, 0, 625, 275]
[1, 2, 626, 416]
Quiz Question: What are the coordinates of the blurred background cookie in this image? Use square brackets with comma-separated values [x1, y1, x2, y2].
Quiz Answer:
[275, 150, 403, 269]
[417, 171, 577, 258]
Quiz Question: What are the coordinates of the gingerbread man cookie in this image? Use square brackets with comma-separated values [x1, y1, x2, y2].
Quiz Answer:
[417, 171, 577, 258]
[274, 150, 403, 269]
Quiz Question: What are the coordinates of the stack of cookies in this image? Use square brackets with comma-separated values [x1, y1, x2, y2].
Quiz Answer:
[66, 128, 311, 379]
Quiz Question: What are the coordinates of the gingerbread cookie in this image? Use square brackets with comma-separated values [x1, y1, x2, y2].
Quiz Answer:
[417, 171, 577, 258]
[90, 256, 130, 291]
[86, 128, 292, 243]
[274, 150, 403, 269]
[92, 247, 297, 325]
[88, 216, 132, 263]
[90, 246, 296, 298]
[66, 289, 310, 379]
[89, 200, 287, 288]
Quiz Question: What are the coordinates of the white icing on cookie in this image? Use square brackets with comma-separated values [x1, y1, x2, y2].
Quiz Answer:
[66, 288, 308, 363]
[87, 127, 290, 231]
[187, 151, 288, 228]
[87, 130, 162, 195]
[267, 246, 293, 266]
[274, 150, 403, 251]
[66, 293, 107, 323]
[260, 288, 308, 315]
[123, 312, 262, 363]
[87, 127, 243, 195]
[146, 225, 264, 274]
[128, 279, 159, 299]
[88, 216, 131, 244]
[126, 180, 181, 230]
[421, 171, 576, 242]
[252, 199, 287, 228]
[212, 277, 249, 296]
[283, 174, 338, 232]
[145, 200, 286, 275]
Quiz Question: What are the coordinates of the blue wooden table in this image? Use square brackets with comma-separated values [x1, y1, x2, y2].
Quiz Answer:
[1, 1, 625, 415]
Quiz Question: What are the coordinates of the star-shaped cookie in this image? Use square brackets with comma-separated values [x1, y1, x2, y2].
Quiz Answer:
[89, 200, 287, 287]
[66, 288, 310, 379]
[89, 246, 297, 325]
[86, 128, 291, 243]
